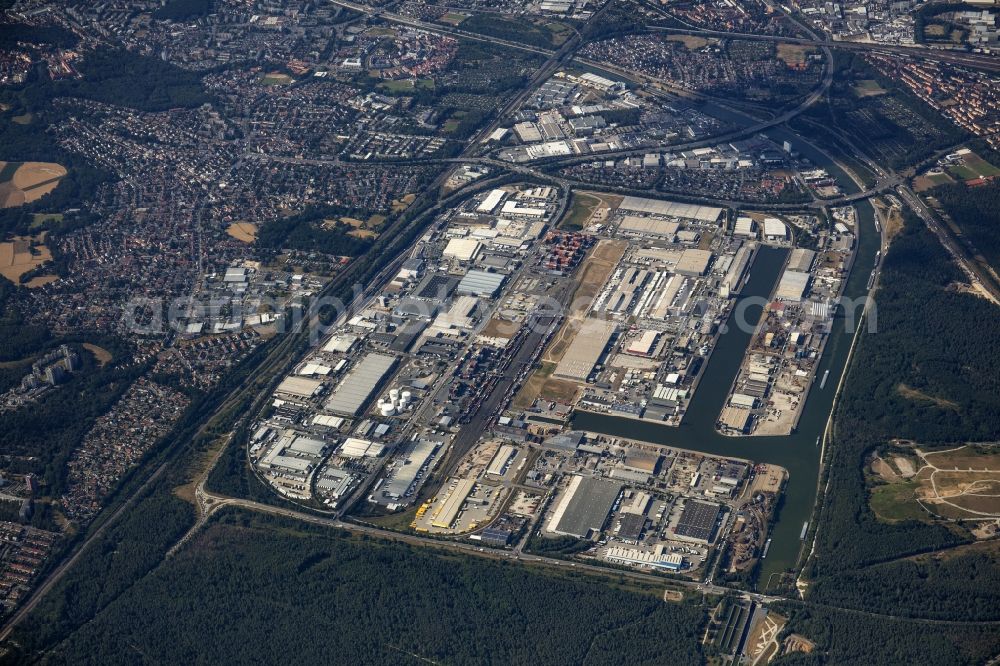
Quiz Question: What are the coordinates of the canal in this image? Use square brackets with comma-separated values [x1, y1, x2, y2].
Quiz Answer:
[573, 116, 882, 589]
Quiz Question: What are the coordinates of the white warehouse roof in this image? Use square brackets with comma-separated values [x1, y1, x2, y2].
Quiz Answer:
[324, 353, 397, 417]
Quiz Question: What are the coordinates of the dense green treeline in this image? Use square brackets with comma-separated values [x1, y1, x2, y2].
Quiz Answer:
[808, 548, 1000, 622]
[0, 279, 51, 362]
[6, 490, 195, 659]
[0, 339, 144, 495]
[772, 604, 1000, 666]
[931, 180, 1000, 272]
[17, 510, 706, 666]
[808, 211, 999, 570]
[799, 211, 1000, 621]
[152, 0, 215, 21]
[52, 49, 210, 112]
[256, 204, 375, 256]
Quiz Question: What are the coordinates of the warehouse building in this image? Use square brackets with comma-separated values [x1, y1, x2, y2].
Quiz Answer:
[674, 500, 722, 543]
[604, 545, 683, 571]
[381, 439, 439, 500]
[338, 437, 385, 458]
[774, 269, 811, 301]
[675, 249, 713, 276]
[617, 196, 724, 224]
[323, 334, 358, 354]
[553, 318, 618, 381]
[486, 444, 517, 477]
[324, 353, 397, 417]
[477, 189, 507, 214]
[721, 244, 754, 298]
[733, 216, 756, 238]
[546, 475, 622, 538]
[432, 478, 477, 529]
[763, 217, 787, 241]
[617, 215, 679, 238]
[443, 238, 481, 262]
[275, 376, 324, 400]
[456, 269, 506, 298]
[787, 248, 816, 272]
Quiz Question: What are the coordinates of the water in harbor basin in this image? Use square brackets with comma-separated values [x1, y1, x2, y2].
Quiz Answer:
[575, 123, 881, 587]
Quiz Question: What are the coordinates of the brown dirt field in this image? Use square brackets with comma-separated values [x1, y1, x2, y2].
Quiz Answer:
[12, 162, 66, 190]
[568, 239, 627, 318]
[872, 457, 900, 483]
[226, 222, 258, 243]
[0, 182, 25, 208]
[783, 634, 816, 656]
[777, 43, 813, 67]
[582, 190, 624, 211]
[83, 343, 113, 366]
[0, 234, 52, 282]
[22, 179, 60, 204]
[922, 445, 1000, 470]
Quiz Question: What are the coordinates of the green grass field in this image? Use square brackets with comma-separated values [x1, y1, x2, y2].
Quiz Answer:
[440, 12, 468, 25]
[30, 213, 64, 228]
[378, 78, 435, 93]
[561, 191, 600, 229]
[869, 480, 927, 522]
[853, 79, 887, 98]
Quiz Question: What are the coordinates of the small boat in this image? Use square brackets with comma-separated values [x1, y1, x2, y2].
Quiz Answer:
[800, 522, 809, 540]
[819, 369, 829, 389]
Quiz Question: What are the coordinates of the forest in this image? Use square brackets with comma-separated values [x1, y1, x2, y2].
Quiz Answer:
[796, 211, 1000, 621]
[806, 546, 1000, 622]
[152, 0, 215, 21]
[931, 180, 1000, 273]
[8, 510, 707, 665]
[0, 338, 144, 495]
[255, 205, 376, 257]
[771, 603, 1000, 666]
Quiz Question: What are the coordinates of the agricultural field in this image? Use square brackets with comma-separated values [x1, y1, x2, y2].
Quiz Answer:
[0, 161, 67, 208]
[439, 11, 468, 26]
[869, 444, 1000, 524]
[0, 233, 53, 283]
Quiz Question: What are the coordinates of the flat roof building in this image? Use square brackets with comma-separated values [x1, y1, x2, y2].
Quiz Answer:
[617, 196, 724, 223]
[546, 475, 622, 538]
[276, 376, 323, 399]
[456, 270, 506, 298]
[675, 248, 713, 276]
[775, 269, 811, 301]
[618, 215, 680, 238]
[324, 353, 397, 417]
[432, 478, 477, 529]
[675, 500, 722, 543]
[443, 238, 481, 262]
[553, 318, 617, 382]
[486, 444, 516, 477]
